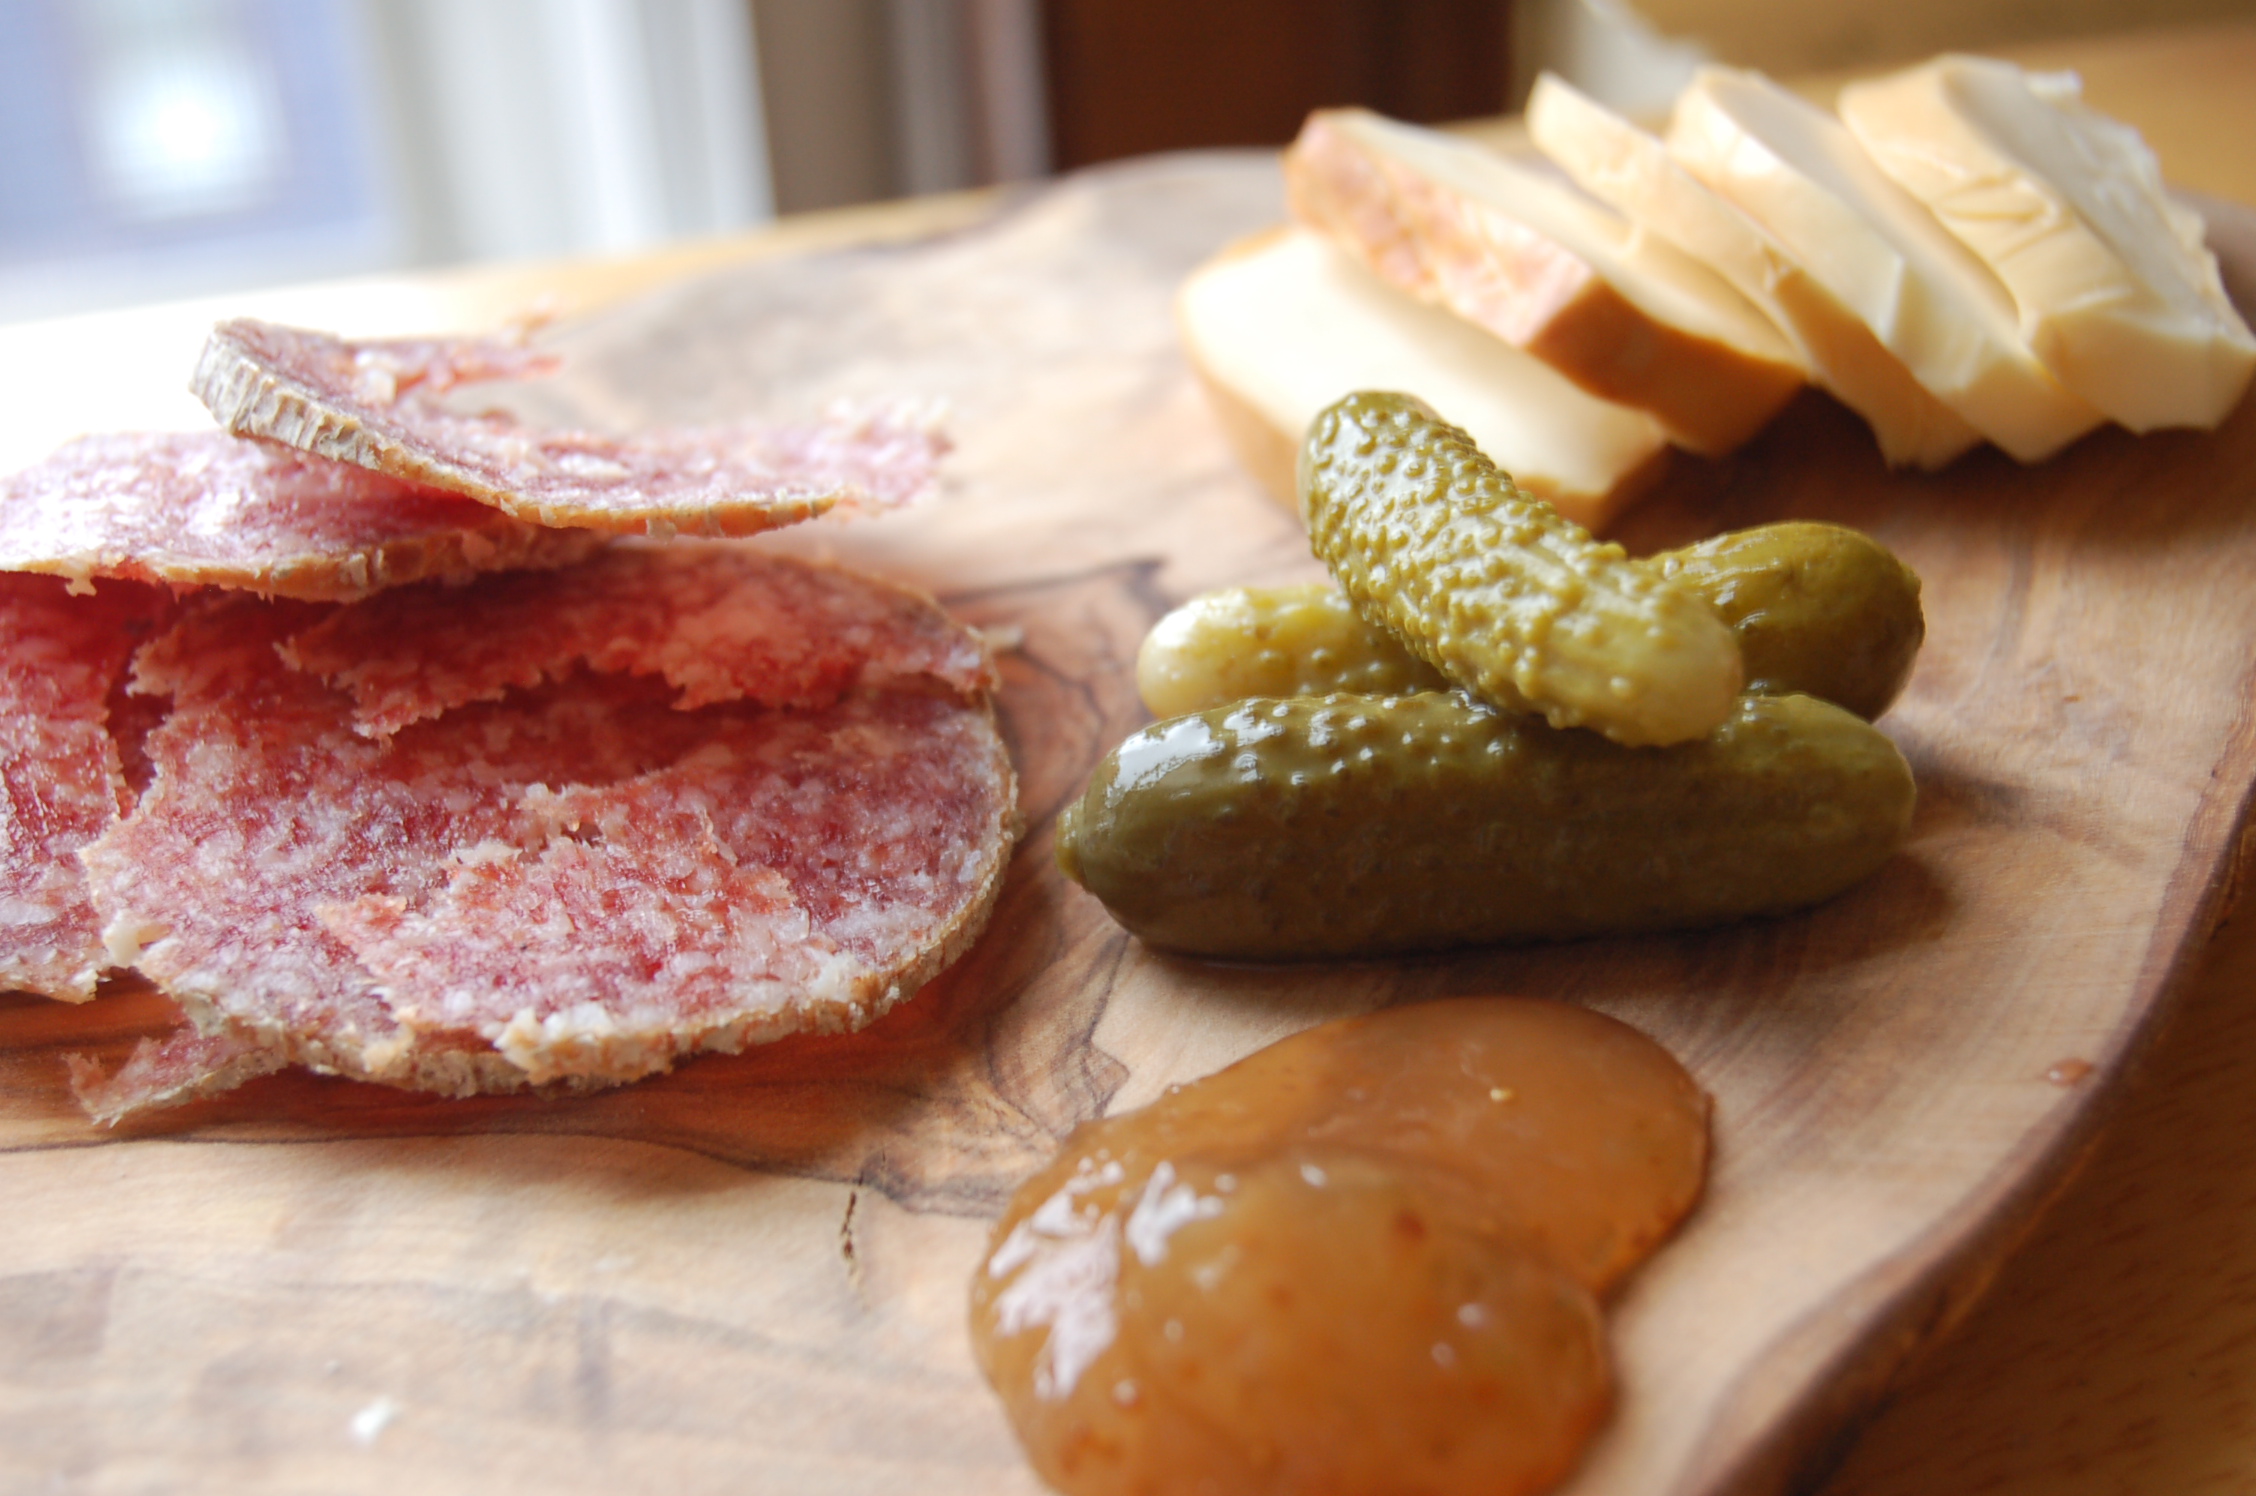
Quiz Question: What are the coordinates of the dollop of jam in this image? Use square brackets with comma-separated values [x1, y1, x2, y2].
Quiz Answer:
[969, 997, 1709, 1496]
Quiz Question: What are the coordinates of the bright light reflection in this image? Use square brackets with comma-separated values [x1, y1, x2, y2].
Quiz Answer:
[88, 38, 282, 221]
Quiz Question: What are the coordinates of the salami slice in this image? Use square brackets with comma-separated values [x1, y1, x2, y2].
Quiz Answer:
[193, 319, 947, 538]
[68, 1021, 288, 1125]
[0, 575, 170, 1000]
[76, 552, 1016, 1118]
[319, 692, 1013, 1086]
[0, 433, 605, 600]
[281, 544, 997, 737]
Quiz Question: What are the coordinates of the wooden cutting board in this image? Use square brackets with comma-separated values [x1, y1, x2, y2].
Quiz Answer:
[4, 153, 2255, 1496]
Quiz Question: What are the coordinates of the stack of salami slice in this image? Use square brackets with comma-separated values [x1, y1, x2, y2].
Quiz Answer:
[1, 318, 1018, 1124]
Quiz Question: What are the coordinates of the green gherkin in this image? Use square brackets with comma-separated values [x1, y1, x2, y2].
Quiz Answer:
[1056, 690, 1915, 962]
[1139, 523, 1925, 723]
[1653, 521, 1924, 722]
[1301, 393, 1743, 746]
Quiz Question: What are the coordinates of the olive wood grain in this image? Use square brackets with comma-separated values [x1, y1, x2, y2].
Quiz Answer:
[5, 134, 2256, 1496]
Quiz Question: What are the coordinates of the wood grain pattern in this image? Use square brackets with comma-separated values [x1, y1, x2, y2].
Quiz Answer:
[4, 152, 2256, 1496]
[1816, 820, 2256, 1494]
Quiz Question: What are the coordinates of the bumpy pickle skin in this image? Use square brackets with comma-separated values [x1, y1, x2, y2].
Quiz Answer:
[1140, 522, 1925, 722]
[1652, 521, 1924, 722]
[1300, 392, 1743, 746]
[1135, 582, 1446, 718]
[1055, 690, 1915, 961]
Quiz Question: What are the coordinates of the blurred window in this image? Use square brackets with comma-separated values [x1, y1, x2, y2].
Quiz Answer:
[0, 0, 394, 320]
[0, 0, 776, 321]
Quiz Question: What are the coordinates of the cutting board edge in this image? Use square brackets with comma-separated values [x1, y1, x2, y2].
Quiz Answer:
[1670, 663, 2256, 1496]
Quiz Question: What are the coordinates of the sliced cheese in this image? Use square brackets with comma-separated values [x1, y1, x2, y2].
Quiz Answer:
[1177, 227, 1672, 532]
[1840, 55, 2256, 432]
[1284, 107, 1804, 456]
[1526, 72, 1980, 470]
[1667, 66, 2103, 463]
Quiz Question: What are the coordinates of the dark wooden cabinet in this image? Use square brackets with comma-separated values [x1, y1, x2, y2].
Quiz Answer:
[1039, 0, 1510, 168]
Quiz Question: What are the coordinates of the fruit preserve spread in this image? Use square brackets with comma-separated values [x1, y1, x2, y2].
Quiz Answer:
[970, 997, 1708, 1496]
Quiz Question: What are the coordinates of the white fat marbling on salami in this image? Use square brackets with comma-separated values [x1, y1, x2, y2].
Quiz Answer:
[319, 693, 1016, 1086]
[281, 544, 996, 738]
[193, 319, 946, 538]
[76, 550, 1016, 1118]
[0, 433, 605, 601]
[0, 575, 170, 1001]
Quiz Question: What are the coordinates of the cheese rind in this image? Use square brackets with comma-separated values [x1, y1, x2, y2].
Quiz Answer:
[1177, 227, 1671, 532]
[1286, 107, 1805, 456]
[1839, 55, 2256, 432]
[1667, 66, 2103, 463]
[1527, 73, 1979, 470]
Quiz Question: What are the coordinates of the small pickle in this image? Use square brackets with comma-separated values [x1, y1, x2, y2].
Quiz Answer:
[1135, 582, 1445, 718]
[1301, 392, 1742, 746]
[1056, 690, 1914, 961]
[1140, 522, 1924, 721]
[1652, 521, 1924, 722]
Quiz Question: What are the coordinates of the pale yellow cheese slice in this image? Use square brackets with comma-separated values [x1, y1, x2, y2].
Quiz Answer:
[1177, 227, 1672, 532]
[1526, 73, 1979, 470]
[1285, 107, 1805, 456]
[1668, 66, 2104, 463]
[1840, 55, 2256, 432]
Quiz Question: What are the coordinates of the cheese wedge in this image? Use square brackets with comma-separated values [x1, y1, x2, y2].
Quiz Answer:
[1285, 107, 1805, 456]
[1667, 66, 2103, 463]
[1526, 73, 1980, 470]
[1177, 227, 1672, 532]
[1840, 56, 2256, 432]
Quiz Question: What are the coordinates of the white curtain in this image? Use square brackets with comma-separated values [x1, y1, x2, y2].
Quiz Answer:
[361, 0, 776, 266]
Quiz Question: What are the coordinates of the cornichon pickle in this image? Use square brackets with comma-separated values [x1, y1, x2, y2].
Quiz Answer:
[1055, 691, 1914, 961]
[1141, 523, 1923, 721]
[1651, 521, 1923, 722]
[1136, 583, 1446, 718]
[1301, 393, 1742, 747]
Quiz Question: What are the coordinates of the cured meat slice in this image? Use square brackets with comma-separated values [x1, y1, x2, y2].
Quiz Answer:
[193, 318, 947, 538]
[83, 603, 766, 1094]
[68, 1021, 288, 1126]
[0, 432, 605, 600]
[76, 551, 1017, 1118]
[320, 692, 1015, 1086]
[0, 574, 170, 1000]
[281, 544, 997, 738]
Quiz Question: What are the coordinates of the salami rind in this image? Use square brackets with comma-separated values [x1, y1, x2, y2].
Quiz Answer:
[0, 433, 605, 600]
[0, 575, 169, 1000]
[280, 544, 997, 738]
[77, 552, 1017, 1117]
[193, 319, 948, 538]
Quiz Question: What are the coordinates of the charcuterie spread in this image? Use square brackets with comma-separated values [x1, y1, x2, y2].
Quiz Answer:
[6, 40, 2255, 1496]
[2, 320, 1015, 1125]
